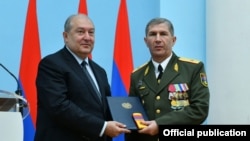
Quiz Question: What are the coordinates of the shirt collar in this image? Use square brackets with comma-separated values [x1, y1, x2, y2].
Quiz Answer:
[65, 46, 89, 65]
[152, 53, 172, 72]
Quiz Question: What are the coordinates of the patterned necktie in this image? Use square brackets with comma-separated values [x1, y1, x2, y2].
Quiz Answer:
[81, 61, 102, 102]
[157, 64, 163, 84]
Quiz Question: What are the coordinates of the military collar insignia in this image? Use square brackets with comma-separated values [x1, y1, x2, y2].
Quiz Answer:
[174, 63, 178, 72]
[144, 66, 149, 76]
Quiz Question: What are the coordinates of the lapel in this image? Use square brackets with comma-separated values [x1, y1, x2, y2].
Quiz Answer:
[156, 65, 179, 94]
[62, 47, 84, 75]
[142, 54, 180, 95]
[143, 62, 158, 94]
[62, 48, 103, 104]
[88, 59, 104, 104]
[157, 53, 179, 94]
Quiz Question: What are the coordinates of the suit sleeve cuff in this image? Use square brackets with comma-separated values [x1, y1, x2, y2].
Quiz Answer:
[99, 121, 107, 137]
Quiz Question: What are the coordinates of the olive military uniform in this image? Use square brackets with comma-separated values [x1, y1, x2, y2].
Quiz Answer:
[125, 52, 210, 141]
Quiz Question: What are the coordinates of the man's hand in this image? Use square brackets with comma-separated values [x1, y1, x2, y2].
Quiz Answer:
[138, 120, 158, 136]
[104, 121, 131, 137]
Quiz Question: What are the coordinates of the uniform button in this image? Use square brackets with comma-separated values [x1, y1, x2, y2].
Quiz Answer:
[142, 100, 145, 104]
[156, 96, 160, 100]
[156, 109, 160, 114]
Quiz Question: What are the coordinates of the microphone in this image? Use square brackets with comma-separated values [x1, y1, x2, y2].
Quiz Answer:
[0, 63, 24, 113]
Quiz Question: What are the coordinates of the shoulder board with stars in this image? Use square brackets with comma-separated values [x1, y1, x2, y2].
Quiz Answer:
[132, 62, 148, 73]
[179, 57, 200, 64]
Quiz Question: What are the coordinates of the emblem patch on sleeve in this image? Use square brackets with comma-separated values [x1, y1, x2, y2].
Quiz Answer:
[200, 73, 208, 87]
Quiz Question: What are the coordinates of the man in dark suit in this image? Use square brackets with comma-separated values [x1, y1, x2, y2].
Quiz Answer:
[34, 14, 130, 141]
[125, 18, 210, 141]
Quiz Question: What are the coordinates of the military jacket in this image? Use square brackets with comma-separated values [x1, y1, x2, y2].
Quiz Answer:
[126, 52, 210, 141]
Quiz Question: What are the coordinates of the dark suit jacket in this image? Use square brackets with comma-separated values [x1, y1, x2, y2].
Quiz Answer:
[34, 47, 112, 141]
[125, 52, 210, 141]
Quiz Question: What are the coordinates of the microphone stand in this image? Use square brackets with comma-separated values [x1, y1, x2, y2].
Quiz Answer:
[0, 63, 24, 116]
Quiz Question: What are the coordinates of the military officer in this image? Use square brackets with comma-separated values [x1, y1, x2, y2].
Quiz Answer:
[125, 17, 210, 141]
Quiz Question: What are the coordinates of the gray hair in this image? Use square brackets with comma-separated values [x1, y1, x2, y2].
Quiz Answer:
[145, 17, 174, 36]
[64, 14, 94, 32]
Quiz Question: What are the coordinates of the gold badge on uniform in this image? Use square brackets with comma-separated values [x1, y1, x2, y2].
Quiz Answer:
[200, 73, 208, 87]
[144, 66, 149, 76]
[168, 83, 190, 110]
[174, 63, 178, 72]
